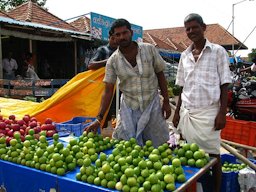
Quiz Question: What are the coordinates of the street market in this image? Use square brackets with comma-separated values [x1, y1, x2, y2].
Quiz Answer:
[0, 1, 256, 192]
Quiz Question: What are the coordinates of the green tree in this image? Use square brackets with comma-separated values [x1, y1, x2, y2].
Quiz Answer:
[0, 0, 47, 11]
[248, 48, 256, 62]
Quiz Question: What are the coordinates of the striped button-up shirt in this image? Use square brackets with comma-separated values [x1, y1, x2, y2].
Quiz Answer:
[103, 42, 166, 111]
[176, 39, 232, 109]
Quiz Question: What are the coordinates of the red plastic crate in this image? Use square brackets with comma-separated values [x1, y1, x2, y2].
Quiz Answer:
[221, 118, 256, 146]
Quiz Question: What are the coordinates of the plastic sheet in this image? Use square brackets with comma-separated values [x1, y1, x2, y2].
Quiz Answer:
[0, 68, 106, 123]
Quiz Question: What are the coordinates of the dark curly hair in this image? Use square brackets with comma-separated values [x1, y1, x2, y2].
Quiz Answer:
[109, 18, 131, 36]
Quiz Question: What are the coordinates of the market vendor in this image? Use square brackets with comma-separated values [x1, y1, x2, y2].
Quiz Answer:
[88, 30, 118, 128]
[172, 13, 232, 192]
[85, 18, 171, 147]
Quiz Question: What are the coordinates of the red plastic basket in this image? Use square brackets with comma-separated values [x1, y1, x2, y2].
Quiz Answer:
[221, 118, 256, 146]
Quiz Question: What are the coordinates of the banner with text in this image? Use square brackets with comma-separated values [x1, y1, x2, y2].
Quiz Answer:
[90, 12, 143, 42]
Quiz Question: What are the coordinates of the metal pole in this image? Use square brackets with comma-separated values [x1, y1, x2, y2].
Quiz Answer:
[116, 79, 120, 118]
[29, 39, 33, 53]
[232, 4, 235, 57]
[74, 41, 77, 74]
[0, 26, 3, 79]
[231, 0, 254, 57]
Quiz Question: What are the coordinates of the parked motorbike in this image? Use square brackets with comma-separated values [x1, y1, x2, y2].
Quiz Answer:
[227, 68, 256, 121]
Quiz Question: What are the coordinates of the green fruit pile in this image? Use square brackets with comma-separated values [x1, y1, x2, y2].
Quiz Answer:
[173, 143, 210, 168]
[65, 131, 116, 167]
[0, 130, 210, 191]
[0, 132, 77, 176]
[76, 138, 187, 192]
[0, 131, 116, 177]
[222, 161, 247, 172]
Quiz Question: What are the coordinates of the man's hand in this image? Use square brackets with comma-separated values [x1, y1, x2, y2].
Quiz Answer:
[214, 112, 226, 130]
[172, 111, 180, 128]
[162, 101, 172, 119]
[84, 120, 100, 134]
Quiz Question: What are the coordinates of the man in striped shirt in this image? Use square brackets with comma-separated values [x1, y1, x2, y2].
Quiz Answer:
[86, 18, 171, 147]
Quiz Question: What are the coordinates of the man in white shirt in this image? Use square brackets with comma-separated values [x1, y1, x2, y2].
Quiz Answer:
[173, 13, 231, 192]
[2, 52, 18, 80]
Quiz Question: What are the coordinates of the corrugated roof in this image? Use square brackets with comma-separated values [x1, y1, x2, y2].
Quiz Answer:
[7, 1, 77, 31]
[0, 16, 91, 36]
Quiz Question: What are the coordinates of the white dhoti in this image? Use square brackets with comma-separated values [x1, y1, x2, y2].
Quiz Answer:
[177, 104, 220, 154]
[112, 95, 169, 147]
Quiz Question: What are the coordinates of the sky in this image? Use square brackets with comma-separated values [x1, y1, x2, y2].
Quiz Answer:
[45, 0, 256, 57]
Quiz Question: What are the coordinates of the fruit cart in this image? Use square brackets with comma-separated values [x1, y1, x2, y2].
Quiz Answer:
[0, 136, 218, 192]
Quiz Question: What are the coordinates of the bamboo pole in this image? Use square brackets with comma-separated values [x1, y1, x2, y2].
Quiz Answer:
[221, 142, 256, 170]
[221, 139, 256, 151]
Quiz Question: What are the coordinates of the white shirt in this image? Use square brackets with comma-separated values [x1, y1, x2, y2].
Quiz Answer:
[251, 63, 256, 72]
[2, 58, 18, 74]
[176, 39, 232, 109]
[26, 65, 40, 80]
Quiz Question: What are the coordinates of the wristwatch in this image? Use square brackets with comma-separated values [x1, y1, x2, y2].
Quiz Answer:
[96, 114, 103, 123]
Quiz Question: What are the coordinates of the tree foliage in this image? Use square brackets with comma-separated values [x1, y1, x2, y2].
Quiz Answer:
[0, 0, 47, 11]
[248, 48, 256, 62]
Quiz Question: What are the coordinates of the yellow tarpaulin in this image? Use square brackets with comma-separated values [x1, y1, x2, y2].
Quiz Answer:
[0, 68, 106, 123]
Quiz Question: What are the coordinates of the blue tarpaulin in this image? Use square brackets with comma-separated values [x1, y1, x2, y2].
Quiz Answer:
[229, 56, 254, 65]
[229, 56, 243, 64]
[159, 51, 181, 59]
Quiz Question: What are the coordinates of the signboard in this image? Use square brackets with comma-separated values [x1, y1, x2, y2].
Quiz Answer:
[90, 12, 143, 42]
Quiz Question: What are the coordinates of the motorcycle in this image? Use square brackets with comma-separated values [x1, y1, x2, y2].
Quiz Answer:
[227, 68, 256, 121]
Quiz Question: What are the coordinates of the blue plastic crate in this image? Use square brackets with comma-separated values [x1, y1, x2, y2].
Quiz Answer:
[221, 154, 240, 192]
[55, 116, 100, 137]
[221, 154, 256, 192]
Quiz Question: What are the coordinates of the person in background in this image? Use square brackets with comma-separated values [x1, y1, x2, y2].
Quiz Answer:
[23, 52, 40, 80]
[2, 51, 18, 80]
[88, 31, 118, 70]
[172, 13, 231, 192]
[240, 57, 256, 73]
[85, 18, 171, 147]
[88, 30, 119, 128]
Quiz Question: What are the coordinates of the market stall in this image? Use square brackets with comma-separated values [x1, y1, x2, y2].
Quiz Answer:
[0, 119, 219, 192]
[0, 145, 217, 192]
